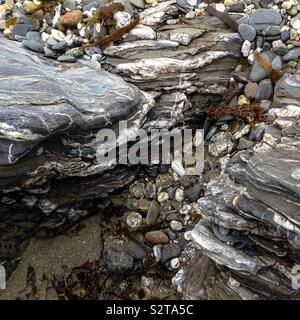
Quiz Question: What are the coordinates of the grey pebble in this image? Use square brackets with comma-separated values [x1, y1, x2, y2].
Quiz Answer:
[22, 39, 44, 53]
[161, 243, 181, 264]
[238, 24, 257, 41]
[255, 79, 273, 101]
[58, 54, 77, 62]
[52, 40, 68, 51]
[283, 48, 300, 62]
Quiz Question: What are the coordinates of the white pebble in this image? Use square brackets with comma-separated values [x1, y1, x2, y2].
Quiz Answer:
[157, 192, 169, 203]
[171, 160, 186, 176]
[180, 204, 191, 215]
[170, 220, 183, 231]
[241, 40, 251, 57]
[170, 258, 180, 269]
[114, 11, 132, 28]
[153, 244, 161, 262]
[175, 188, 185, 202]
[126, 211, 143, 228]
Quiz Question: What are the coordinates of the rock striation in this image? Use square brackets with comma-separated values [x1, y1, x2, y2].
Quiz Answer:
[185, 72, 300, 299]
[0, 35, 153, 271]
[105, 0, 242, 128]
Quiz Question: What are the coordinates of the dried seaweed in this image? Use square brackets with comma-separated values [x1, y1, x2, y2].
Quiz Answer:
[83, 3, 125, 25]
[207, 103, 267, 124]
[253, 51, 284, 84]
[206, 4, 238, 32]
[84, 15, 140, 49]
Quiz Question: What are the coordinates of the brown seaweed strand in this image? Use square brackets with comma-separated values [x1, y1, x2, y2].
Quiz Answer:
[84, 15, 140, 49]
[206, 4, 238, 32]
[253, 51, 284, 84]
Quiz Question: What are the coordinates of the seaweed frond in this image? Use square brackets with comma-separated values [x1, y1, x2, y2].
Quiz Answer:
[253, 51, 284, 84]
[207, 103, 267, 124]
[205, 4, 238, 32]
[84, 14, 140, 49]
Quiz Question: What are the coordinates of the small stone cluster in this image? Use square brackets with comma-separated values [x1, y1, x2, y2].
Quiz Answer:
[0, 0, 146, 63]
[178, 0, 300, 104]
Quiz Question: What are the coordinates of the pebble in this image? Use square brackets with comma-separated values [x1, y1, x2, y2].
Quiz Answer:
[126, 211, 143, 228]
[237, 137, 256, 150]
[180, 204, 192, 215]
[103, 247, 134, 275]
[283, 48, 300, 61]
[272, 39, 288, 55]
[271, 55, 283, 70]
[60, 10, 83, 27]
[171, 160, 186, 176]
[129, 0, 145, 9]
[170, 220, 183, 232]
[44, 47, 57, 58]
[83, 1, 98, 11]
[208, 132, 234, 157]
[145, 230, 169, 244]
[137, 198, 150, 213]
[250, 51, 277, 82]
[255, 79, 273, 101]
[57, 54, 77, 62]
[263, 25, 281, 36]
[114, 11, 132, 28]
[244, 82, 258, 99]
[175, 188, 185, 202]
[185, 185, 201, 202]
[170, 258, 180, 269]
[12, 24, 34, 38]
[281, 30, 290, 42]
[146, 200, 160, 224]
[52, 40, 68, 51]
[249, 9, 282, 31]
[26, 31, 41, 41]
[51, 29, 65, 41]
[63, 0, 77, 11]
[248, 123, 266, 141]
[157, 192, 169, 203]
[153, 244, 162, 262]
[22, 39, 44, 53]
[241, 40, 251, 57]
[161, 243, 181, 264]
[237, 95, 250, 105]
[238, 24, 256, 41]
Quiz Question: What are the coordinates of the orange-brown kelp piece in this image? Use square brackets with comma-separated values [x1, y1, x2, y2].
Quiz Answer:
[206, 4, 238, 32]
[84, 15, 140, 49]
[253, 51, 284, 84]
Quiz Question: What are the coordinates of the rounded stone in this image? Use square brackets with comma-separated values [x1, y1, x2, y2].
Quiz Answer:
[126, 211, 143, 228]
[238, 24, 256, 41]
[161, 243, 181, 264]
[145, 230, 169, 244]
[170, 220, 183, 231]
[60, 10, 83, 27]
[22, 39, 44, 53]
[244, 82, 258, 99]
[157, 192, 169, 203]
[57, 54, 76, 62]
[255, 79, 273, 101]
[146, 200, 160, 225]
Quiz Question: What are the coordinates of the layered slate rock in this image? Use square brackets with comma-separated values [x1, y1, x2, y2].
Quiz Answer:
[104, 1, 242, 128]
[185, 73, 300, 299]
[0, 35, 154, 270]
